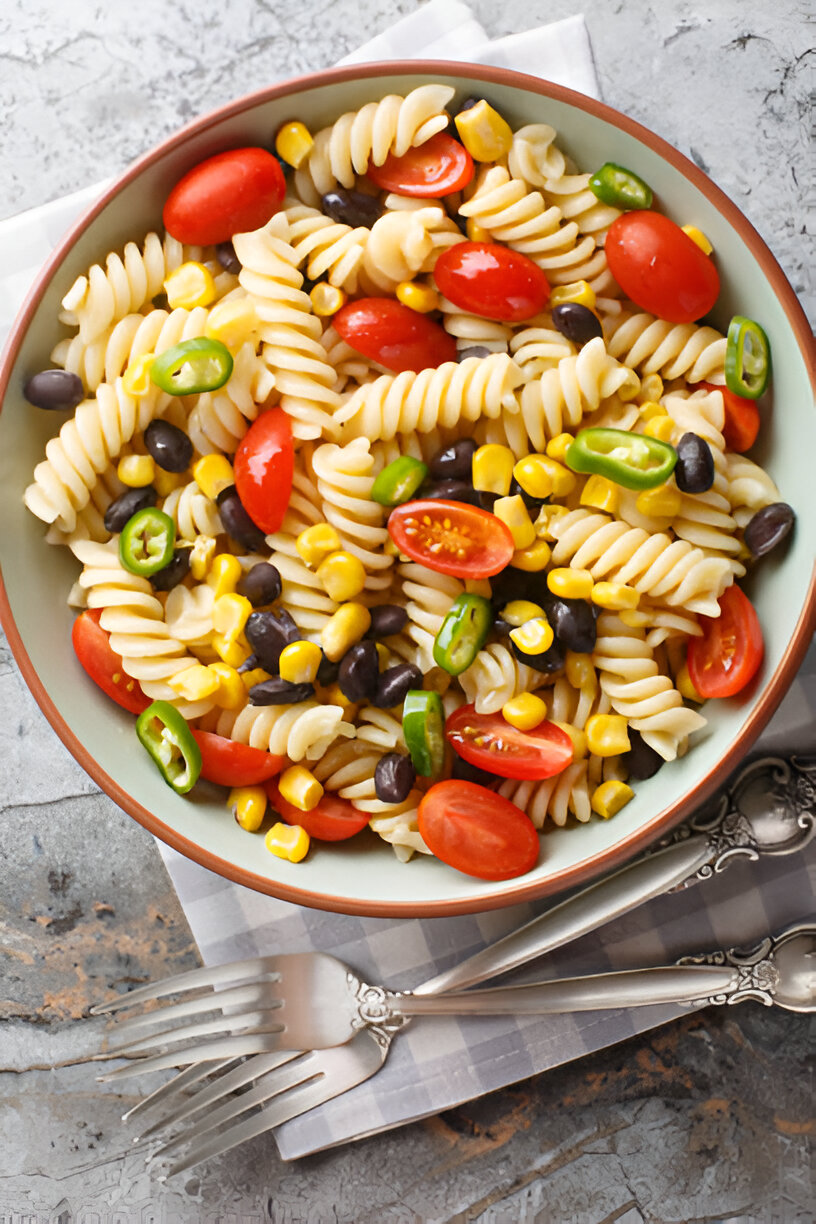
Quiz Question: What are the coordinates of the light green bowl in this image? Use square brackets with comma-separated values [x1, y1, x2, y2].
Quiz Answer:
[1, 62, 814, 916]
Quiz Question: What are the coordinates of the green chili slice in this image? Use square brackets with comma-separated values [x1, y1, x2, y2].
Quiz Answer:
[589, 162, 653, 211]
[119, 507, 176, 577]
[432, 594, 492, 675]
[136, 700, 202, 794]
[402, 689, 446, 777]
[565, 427, 677, 490]
[370, 456, 428, 506]
[725, 315, 771, 399]
[150, 337, 234, 395]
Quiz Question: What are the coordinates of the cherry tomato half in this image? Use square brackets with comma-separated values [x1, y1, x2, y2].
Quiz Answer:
[71, 609, 150, 715]
[192, 731, 285, 787]
[696, 381, 760, 452]
[233, 407, 294, 535]
[163, 147, 286, 246]
[433, 242, 550, 322]
[687, 584, 764, 699]
[388, 499, 514, 578]
[266, 783, 371, 842]
[333, 298, 457, 373]
[605, 211, 720, 324]
[366, 132, 474, 198]
[446, 704, 574, 780]
[417, 780, 539, 880]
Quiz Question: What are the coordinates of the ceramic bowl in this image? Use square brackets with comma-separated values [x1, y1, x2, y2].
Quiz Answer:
[1, 62, 814, 916]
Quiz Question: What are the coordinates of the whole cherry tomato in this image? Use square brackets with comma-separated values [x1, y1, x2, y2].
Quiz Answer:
[696, 381, 760, 452]
[445, 704, 574, 780]
[388, 498, 514, 578]
[163, 148, 286, 246]
[71, 609, 150, 714]
[267, 783, 371, 842]
[366, 133, 474, 197]
[233, 407, 294, 535]
[417, 780, 540, 880]
[687, 584, 764, 699]
[433, 242, 550, 322]
[191, 731, 285, 787]
[333, 298, 457, 373]
[605, 211, 720, 324]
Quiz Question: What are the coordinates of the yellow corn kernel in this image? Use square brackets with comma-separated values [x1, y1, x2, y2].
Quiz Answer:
[213, 632, 252, 669]
[168, 663, 221, 702]
[454, 98, 513, 162]
[163, 261, 217, 310]
[472, 444, 515, 496]
[591, 780, 635, 820]
[585, 714, 631, 757]
[205, 297, 259, 350]
[551, 721, 587, 761]
[189, 534, 217, 581]
[465, 218, 490, 243]
[275, 120, 314, 169]
[122, 352, 155, 397]
[580, 474, 620, 514]
[548, 280, 596, 310]
[321, 682, 359, 718]
[493, 495, 536, 550]
[375, 643, 390, 671]
[193, 454, 234, 501]
[591, 581, 640, 611]
[117, 453, 155, 488]
[265, 822, 310, 863]
[310, 282, 347, 317]
[545, 433, 574, 463]
[638, 400, 666, 422]
[278, 765, 323, 812]
[511, 538, 552, 573]
[502, 691, 548, 731]
[636, 484, 683, 519]
[682, 224, 713, 255]
[229, 785, 267, 832]
[396, 280, 439, 313]
[509, 616, 554, 655]
[317, 551, 366, 602]
[208, 662, 247, 710]
[619, 609, 651, 629]
[207, 553, 243, 599]
[618, 373, 642, 403]
[643, 416, 675, 443]
[213, 592, 252, 640]
[465, 577, 492, 598]
[677, 661, 703, 703]
[502, 600, 545, 628]
[513, 454, 576, 500]
[296, 522, 342, 568]
[279, 640, 323, 685]
[534, 504, 569, 541]
[152, 468, 187, 498]
[241, 666, 271, 691]
[565, 650, 597, 692]
[638, 374, 664, 404]
[547, 567, 594, 600]
[320, 602, 371, 663]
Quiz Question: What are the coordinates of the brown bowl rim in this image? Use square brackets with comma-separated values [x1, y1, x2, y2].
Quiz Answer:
[1, 58, 815, 917]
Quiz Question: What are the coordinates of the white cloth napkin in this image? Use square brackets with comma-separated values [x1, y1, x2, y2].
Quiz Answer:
[1, 0, 814, 1162]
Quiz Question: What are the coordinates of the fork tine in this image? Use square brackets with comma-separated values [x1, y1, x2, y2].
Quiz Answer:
[89, 955, 284, 1015]
[98, 980, 286, 1044]
[96, 1032, 289, 1081]
[98, 1008, 284, 1059]
[121, 1057, 242, 1123]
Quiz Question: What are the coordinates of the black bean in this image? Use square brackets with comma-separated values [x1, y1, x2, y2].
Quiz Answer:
[337, 641, 380, 703]
[509, 477, 546, 513]
[238, 653, 260, 673]
[150, 549, 191, 592]
[454, 96, 485, 115]
[511, 636, 565, 674]
[551, 303, 604, 346]
[492, 615, 513, 639]
[674, 432, 715, 494]
[374, 663, 423, 709]
[245, 609, 300, 671]
[367, 604, 408, 638]
[216, 241, 241, 274]
[239, 562, 282, 606]
[478, 490, 499, 511]
[422, 479, 482, 507]
[491, 567, 549, 610]
[744, 502, 795, 558]
[458, 345, 494, 361]
[104, 485, 158, 534]
[216, 486, 267, 550]
[144, 419, 193, 473]
[316, 652, 340, 686]
[23, 369, 84, 412]
[622, 729, 664, 781]
[374, 753, 416, 804]
[451, 755, 502, 789]
[321, 189, 385, 229]
[548, 596, 597, 654]
[428, 438, 477, 481]
[249, 677, 315, 705]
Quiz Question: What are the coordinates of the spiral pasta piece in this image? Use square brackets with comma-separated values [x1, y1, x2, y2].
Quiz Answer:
[509, 320, 575, 377]
[437, 295, 512, 355]
[283, 198, 369, 292]
[393, 562, 464, 670]
[459, 643, 544, 715]
[725, 452, 782, 527]
[161, 480, 222, 541]
[605, 309, 727, 385]
[361, 198, 464, 293]
[214, 701, 354, 763]
[310, 438, 393, 592]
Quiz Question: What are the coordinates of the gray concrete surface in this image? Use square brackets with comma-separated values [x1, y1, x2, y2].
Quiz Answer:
[1, 1, 814, 1221]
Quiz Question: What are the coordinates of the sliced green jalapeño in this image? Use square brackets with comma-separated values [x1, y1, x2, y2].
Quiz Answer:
[402, 690, 446, 778]
[725, 315, 771, 399]
[589, 162, 653, 211]
[370, 455, 428, 506]
[433, 593, 492, 676]
[119, 506, 176, 577]
[565, 427, 677, 491]
[136, 700, 202, 794]
[150, 337, 234, 396]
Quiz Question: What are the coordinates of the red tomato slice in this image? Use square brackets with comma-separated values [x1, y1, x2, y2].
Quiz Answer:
[388, 499, 514, 578]
[433, 242, 550, 322]
[233, 407, 294, 534]
[446, 704, 574, 780]
[696, 381, 760, 452]
[163, 147, 286, 245]
[417, 780, 539, 880]
[71, 609, 150, 715]
[366, 132, 474, 197]
[333, 298, 457, 373]
[191, 731, 285, 787]
[266, 783, 371, 842]
[605, 211, 720, 324]
[687, 584, 764, 699]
